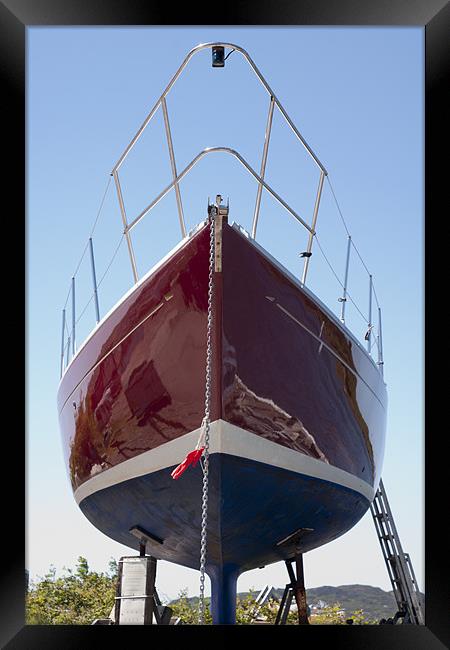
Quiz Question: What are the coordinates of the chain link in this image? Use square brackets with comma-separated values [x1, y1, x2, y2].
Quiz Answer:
[198, 209, 216, 624]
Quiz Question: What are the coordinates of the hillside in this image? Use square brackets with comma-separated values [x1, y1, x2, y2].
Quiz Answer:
[303, 584, 399, 621]
[170, 584, 425, 622]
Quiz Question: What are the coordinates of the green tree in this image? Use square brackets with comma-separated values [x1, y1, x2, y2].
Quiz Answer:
[168, 592, 376, 625]
[26, 557, 117, 625]
[26, 559, 377, 626]
[236, 589, 263, 624]
[309, 603, 376, 625]
[169, 588, 290, 625]
[169, 589, 212, 624]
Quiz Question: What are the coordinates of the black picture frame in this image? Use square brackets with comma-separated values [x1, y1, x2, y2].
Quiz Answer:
[3, 0, 448, 647]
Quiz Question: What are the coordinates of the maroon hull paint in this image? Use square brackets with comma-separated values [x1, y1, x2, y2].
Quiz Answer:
[58, 223, 220, 491]
[221, 225, 386, 487]
[58, 220, 386, 494]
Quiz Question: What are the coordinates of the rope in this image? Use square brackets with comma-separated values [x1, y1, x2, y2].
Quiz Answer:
[350, 238, 372, 277]
[74, 234, 125, 327]
[62, 285, 72, 311]
[61, 232, 124, 374]
[314, 235, 369, 326]
[326, 175, 351, 237]
[88, 175, 112, 239]
[198, 209, 215, 625]
[326, 173, 382, 311]
[62, 175, 112, 310]
[313, 234, 345, 289]
[97, 234, 125, 289]
[75, 294, 95, 326]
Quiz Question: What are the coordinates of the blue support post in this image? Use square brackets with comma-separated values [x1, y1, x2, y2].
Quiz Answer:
[208, 564, 240, 625]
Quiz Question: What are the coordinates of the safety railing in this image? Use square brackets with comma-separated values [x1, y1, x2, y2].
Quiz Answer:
[110, 42, 327, 287]
[313, 224, 385, 376]
[59, 238, 103, 379]
[59, 42, 384, 379]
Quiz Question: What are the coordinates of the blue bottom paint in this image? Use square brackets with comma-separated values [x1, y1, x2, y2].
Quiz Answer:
[79, 453, 371, 624]
[208, 564, 240, 624]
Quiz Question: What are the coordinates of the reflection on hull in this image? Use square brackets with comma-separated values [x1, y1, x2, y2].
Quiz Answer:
[224, 373, 329, 462]
[57, 218, 387, 597]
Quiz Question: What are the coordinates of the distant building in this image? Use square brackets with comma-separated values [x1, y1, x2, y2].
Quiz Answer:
[309, 599, 328, 615]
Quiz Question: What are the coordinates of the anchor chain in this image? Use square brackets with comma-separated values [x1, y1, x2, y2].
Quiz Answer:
[198, 207, 216, 624]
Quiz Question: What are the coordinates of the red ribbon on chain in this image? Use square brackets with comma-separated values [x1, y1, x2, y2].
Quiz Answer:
[171, 447, 205, 480]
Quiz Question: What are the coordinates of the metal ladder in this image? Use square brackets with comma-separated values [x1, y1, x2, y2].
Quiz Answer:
[249, 584, 272, 623]
[370, 478, 425, 624]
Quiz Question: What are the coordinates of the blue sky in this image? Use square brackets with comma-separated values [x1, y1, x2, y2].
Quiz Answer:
[27, 26, 423, 601]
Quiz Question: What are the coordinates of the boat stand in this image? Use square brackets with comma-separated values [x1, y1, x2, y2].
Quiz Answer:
[272, 479, 425, 626]
[113, 552, 173, 625]
[274, 554, 309, 625]
[274, 527, 312, 625]
[106, 479, 424, 626]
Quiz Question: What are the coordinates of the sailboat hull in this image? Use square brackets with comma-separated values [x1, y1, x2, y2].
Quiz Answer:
[78, 443, 371, 569]
[57, 219, 387, 623]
